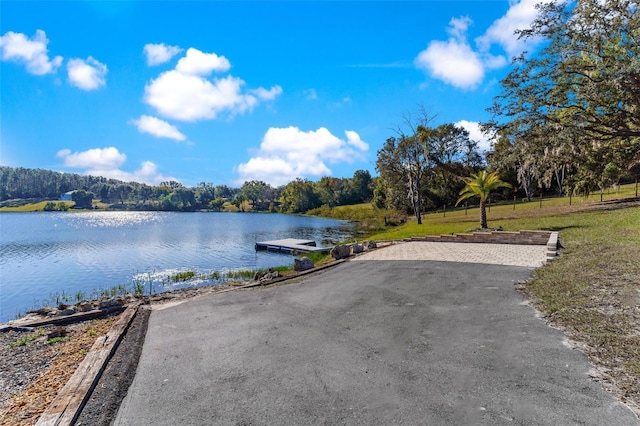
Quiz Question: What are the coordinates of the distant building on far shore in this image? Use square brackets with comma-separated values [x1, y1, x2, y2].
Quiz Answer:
[59, 190, 76, 201]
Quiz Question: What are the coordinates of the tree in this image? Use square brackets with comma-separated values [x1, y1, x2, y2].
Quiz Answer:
[421, 123, 478, 207]
[315, 177, 346, 208]
[280, 178, 321, 213]
[209, 197, 226, 211]
[232, 193, 246, 212]
[456, 171, 512, 229]
[240, 180, 272, 210]
[487, 0, 640, 188]
[72, 189, 94, 209]
[214, 185, 235, 199]
[160, 180, 183, 190]
[348, 169, 373, 204]
[376, 135, 429, 224]
[195, 182, 216, 209]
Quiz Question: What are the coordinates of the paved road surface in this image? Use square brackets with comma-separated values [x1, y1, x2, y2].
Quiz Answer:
[115, 242, 638, 425]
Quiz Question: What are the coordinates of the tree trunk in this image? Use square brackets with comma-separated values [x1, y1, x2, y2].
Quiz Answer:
[479, 199, 487, 229]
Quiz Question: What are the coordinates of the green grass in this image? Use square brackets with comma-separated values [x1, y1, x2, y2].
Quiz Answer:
[366, 182, 639, 241]
[46, 336, 71, 345]
[307, 203, 406, 231]
[9, 333, 41, 348]
[227, 269, 257, 279]
[0, 200, 72, 212]
[169, 270, 197, 282]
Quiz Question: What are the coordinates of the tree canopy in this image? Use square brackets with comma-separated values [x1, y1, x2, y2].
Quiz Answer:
[486, 0, 640, 194]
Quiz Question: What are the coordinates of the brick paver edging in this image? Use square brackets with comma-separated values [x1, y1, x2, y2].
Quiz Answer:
[405, 230, 560, 262]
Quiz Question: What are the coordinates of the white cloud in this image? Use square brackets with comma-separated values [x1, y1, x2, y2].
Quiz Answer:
[455, 120, 493, 153]
[415, 1, 542, 89]
[67, 56, 107, 90]
[175, 48, 231, 75]
[145, 72, 252, 121]
[0, 29, 62, 75]
[143, 48, 281, 122]
[235, 127, 369, 186]
[144, 43, 182, 66]
[415, 17, 485, 89]
[145, 69, 281, 122]
[345, 130, 369, 151]
[87, 161, 176, 185]
[56, 147, 176, 185]
[131, 115, 186, 141]
[476, 0, 541, 58]
[57, 147, 126, 169]
[236, 156, 329, 187]
[415, 39, 484, 89]
[251, 85, 283, 101]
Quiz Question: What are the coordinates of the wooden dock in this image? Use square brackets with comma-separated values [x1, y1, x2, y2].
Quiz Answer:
[255, 238, 330, 254]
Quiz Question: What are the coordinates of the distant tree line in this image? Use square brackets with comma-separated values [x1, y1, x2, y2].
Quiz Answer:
[0, 166, 373, 213]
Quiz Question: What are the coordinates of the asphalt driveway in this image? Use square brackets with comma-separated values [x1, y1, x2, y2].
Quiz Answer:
[115, 243, 638, 425]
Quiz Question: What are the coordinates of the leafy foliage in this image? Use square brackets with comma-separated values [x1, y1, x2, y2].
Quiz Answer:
[456, 171, 512, 229]
[486, 0, 640, 195]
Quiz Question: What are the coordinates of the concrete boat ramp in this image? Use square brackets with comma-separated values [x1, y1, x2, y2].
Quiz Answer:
[255, 238, 330, 254]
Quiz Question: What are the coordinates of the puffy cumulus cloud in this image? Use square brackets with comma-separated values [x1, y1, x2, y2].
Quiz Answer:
[57, 147, 126, 169]
[144, 43, 182, 66]
[415, 39, 484, 90]
[236, 157, 332, 187]
[345, 130, 369, 151]
[251, 85, 283, 101]
[175, 48, 231, 75]
[67, 56, 107, 90]
[415, 17, 484, 89]
[416, 1, 542, 89]
[87, 161, 177, 186]
[235, 127, 369, 186]
[476, 0, 541, 58]
[455, 120, 493, 153]
[145, 72, 257, 121]
[143, 48, 281, 122]
[56, 147, 176, 185]
[131, 115, 186, 141]
[0, 29, 62, 75]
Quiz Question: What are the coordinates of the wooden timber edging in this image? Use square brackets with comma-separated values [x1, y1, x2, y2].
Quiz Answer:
[404, 230, 561, 262]
[0, 305, 126, 333]
[35, 303, 140, 426]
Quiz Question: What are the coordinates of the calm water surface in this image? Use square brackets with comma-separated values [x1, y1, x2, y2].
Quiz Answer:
[0, 211, 355, 322]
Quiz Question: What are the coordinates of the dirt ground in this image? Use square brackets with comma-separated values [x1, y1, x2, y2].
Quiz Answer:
[0, 282, 249, 426]
[0, 316, 117, 425]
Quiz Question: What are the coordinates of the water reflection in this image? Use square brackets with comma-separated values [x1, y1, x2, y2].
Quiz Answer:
[0, 212, 355, 322]
[62, 211, 163, 228]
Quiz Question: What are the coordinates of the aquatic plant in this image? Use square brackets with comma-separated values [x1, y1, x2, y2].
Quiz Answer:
[170, 270, 197, 282]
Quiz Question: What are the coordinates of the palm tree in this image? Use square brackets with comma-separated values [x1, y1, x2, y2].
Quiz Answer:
[456, 170, 512, 229]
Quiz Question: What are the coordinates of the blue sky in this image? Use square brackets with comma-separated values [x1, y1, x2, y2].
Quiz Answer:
[1, 1, 541, 187]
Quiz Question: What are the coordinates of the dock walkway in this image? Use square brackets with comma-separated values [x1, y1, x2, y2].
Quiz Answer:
[255, 238, 330, 254]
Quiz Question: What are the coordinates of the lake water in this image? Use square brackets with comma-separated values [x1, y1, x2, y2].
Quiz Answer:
[0, 211, 355, 322]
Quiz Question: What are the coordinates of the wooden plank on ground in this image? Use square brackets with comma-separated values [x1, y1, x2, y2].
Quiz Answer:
[35, 303, 140, 426]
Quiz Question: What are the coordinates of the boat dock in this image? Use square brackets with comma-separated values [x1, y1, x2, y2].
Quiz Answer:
[255, 238, 330, 254]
